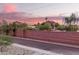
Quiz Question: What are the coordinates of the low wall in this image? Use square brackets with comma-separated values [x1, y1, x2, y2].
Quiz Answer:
[24, 31, 79, 45]
[9, 30, 79, 45]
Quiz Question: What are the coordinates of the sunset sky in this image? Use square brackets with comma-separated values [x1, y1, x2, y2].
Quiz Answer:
[1, 3, 78, 25]
[0, 3, 79, 17]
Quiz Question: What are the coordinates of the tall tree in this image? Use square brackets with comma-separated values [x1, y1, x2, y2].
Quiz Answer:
[65, 17, 70, 25]
[20, 23, 27, 37]
[1, 20, 10, 35]
[10, 22, 18, 36]
[70, 13, 77, 25]
[65, 13, 78, 31]
[65, 13, 77, 25]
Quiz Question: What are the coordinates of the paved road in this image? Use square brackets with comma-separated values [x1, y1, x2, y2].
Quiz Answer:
[12, 37, 79, 55]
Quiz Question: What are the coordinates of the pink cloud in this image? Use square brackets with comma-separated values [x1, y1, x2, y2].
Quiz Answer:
[3, 4, 16, 13]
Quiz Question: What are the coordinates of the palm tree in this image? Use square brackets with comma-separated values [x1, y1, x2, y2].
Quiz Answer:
[65, 17, 70, 25]
[70, 13, 77, 25]
[65, 13, 77, 25]
[65, 13, 78, 31]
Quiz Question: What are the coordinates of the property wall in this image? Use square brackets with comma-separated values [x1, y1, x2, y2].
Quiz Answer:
[9, 30, 79, 45]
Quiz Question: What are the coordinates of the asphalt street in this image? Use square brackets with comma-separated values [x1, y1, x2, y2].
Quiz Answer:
[12, 37, 79, 55]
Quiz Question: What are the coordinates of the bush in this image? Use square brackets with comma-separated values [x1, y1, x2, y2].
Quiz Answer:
[55, 23, 60, 28]
[56, 25, 66, 31]
[0, 35, 12, 46]
[65, 25, 78, 31]
[37, 23, 52, 30]
[0, 35, 12, 52]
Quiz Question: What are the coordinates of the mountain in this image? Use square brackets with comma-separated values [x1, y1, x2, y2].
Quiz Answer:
[0, 12, 64, 25]
[0, 12, 28, 20]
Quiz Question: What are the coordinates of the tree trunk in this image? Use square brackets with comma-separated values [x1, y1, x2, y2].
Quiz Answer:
[13, 29, 16, 36]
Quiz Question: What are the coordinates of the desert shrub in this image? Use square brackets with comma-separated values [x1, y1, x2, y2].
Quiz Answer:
[0, 35, 12, 52]
[37, 23, 52, 30]
[56, 25, 66, 31]
[65, 25, 78, 31]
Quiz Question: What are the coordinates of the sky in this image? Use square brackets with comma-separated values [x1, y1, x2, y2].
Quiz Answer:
[0, 3, 79, 17]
